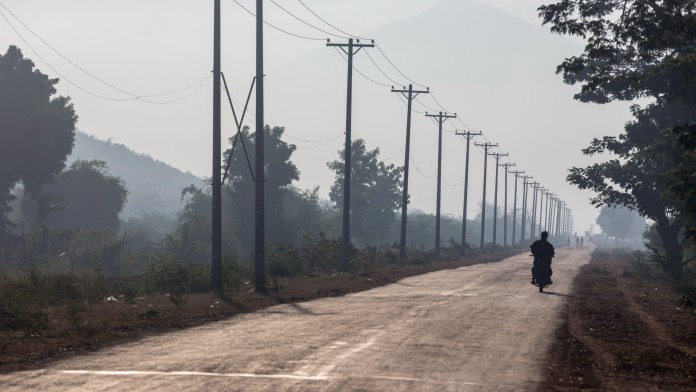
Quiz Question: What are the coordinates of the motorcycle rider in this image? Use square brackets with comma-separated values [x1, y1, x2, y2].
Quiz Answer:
[530, 231, 555, 285]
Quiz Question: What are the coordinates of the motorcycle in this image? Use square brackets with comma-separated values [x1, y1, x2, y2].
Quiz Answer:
[530, 255, 553, 293]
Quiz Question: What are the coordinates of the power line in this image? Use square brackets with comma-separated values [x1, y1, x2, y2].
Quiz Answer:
[268, 0, 347, 39]
[294, 135, 343, 150]
[374, 43, 427, 88]
[332, 47, 391, 87]
[0, 2, 212, 101]
[396, 93, 426, 113]
[364, 49, 404, 86]
[416, 96, 440, 113]
[0, 9, 135, 101]
[283, 133, 343, 143]
[232, 0, 326, 41]
[296, 0, 368, 40]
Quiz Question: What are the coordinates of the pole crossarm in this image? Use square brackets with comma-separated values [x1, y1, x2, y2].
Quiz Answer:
[426, 111, 457, 123]
[456, 130, 483, 139]
[327, 39, 375, 54]
[391, 86, 429, 101]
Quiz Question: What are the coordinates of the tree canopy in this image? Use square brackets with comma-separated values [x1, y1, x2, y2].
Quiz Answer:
[539, 0, 696, 104]
[223, 125, 300, 251]
[0, 45, 77, 234]
[541, 1, 696, 280]
[596, 205, 646, 241]
[328, 139, 403, 245]
[22, 160, 128, 233]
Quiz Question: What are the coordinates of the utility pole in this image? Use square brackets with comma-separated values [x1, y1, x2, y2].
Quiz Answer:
[520, 176, 532, 243]
[531, 185, 542, 238]
[528, 181, 539, 242]
[426, 111, 457, 257]
[555, 200, 563, 238]
[455, 130, 482, 257]
[510, 170, 525, 247]
[392, 85, 429, 260]
[211, 0, 222, 291]
[254, 0, 266, 292]
[538, 188, 546, 236]
[545, 193, 553, 233]
[501, 163, 515, 248]
[475, 142, 498, 250]
[491, 153, 508, 246]
[327, 38, 375, 270]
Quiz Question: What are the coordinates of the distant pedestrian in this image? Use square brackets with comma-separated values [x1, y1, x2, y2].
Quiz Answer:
[576, 237, 580, 247]
[580, 236, 584, 247]
[567, 237, 571, 247]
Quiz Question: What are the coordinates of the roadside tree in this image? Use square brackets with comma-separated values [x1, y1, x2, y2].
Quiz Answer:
[596, 205, 646, 242]
[540, 1, 696, 280]
[0, 45, 77, 233]
[22, 160, 128, 233]
[327, 139, 403, 246]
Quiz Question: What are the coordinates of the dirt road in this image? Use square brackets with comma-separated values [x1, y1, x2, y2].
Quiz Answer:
[2, 246, 592, 391]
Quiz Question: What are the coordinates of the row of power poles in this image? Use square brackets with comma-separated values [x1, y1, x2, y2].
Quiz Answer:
[210, 3, 575, 291]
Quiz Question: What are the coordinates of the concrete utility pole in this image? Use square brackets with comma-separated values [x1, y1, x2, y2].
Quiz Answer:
[555, 200, 563, 238]
[392, 85, 429, 261]
[520, 177, 532, 243]
[531, 185, 542, 238]
[254, 0, 266, 292]
[327, 38, 375, 270]
[475, 142, 498, 250]
[425, 111, 457, 257]
[538, 188, 546, 237]
[545, 193, 553, 233]
[510, 170, 525, 247]
[211, 0, 222, 291]
[455, 130, 482, 257]
[528, 181, 540, 242]
[491, 153, 508, 246]
[500, 163, 515, 248]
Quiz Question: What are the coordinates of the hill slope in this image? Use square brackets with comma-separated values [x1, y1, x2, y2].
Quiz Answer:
[69, 132, 204, 218]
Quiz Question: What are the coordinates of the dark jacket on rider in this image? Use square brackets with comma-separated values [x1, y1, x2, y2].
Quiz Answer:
[530, 239, 555, 266]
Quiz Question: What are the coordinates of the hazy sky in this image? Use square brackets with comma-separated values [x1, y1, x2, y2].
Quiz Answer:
[0, 0, 633, 235]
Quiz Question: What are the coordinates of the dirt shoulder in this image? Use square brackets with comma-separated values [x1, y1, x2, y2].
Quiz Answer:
[0, 250, 516, 374]
[541, 248, 696, 391]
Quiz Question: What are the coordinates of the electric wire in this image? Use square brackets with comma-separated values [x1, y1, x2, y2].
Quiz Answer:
[296, 0, 369, 40]
[268, 0, 348, 39]
[374, 43, 427, 88]
[332, 47, 391, 87]
[141, 75, 211, 104]
[0, 9, 136, 101]
[364, 49, 404, 87]
[0, 2, 212, 101]
[411, 153, 436, 179]
[294, 135, 343, 150]
[396, 93, 426, 113]
[416, 97, 442, 114]
[429, 90, 452, 113]
[232, 0, 326, 41]
[283, 133, 344, 143]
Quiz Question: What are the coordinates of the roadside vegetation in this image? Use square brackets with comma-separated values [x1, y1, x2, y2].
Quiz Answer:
[542, 247, 696, 390]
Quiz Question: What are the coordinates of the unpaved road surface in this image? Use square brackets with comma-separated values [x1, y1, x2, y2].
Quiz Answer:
[2, 246, 592, 391]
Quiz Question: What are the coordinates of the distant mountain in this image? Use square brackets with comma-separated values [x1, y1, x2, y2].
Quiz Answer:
[69, 132, 204, 218]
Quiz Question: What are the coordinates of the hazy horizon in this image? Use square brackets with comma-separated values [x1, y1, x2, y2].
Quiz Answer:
[0, 0, 635, 234]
